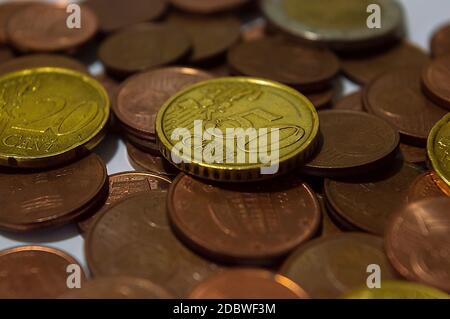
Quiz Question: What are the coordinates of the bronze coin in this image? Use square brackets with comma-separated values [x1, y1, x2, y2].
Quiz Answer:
[86, 192, 221, 297]
[99, 23, 191, 77]
[333, 91, 364, 112]
[78, 171, 171, 233]
[0, 245, 86, 298]
[385, 197, 450, 292]
[280, 233, 399, 299]
[86, 0, 168, 33]
[0, 54, 88, 75]
[324, 162, 423, 235]
[317, 194, 342, 237]
[227, 37, 340, 91]
[0, 1, 32, 45]
[0, 153, 107, 232]
[167, 174, 321, 265]
[170, 0, 249, 14]
[422, 55, 450, 110]
[189, 268, 309, 299]
[363, 67, 448, 146]
[124, 130, 161, 155]
[431, 23, 450, 58]
[115, 67, 213, 138]
[407, 171, 448, 203]
[304, 110, 400, 177]
[399, 143, 427, 164]
[7, 3, 98, 53]
[341, 42, 429, 85]
[60, 276, 173, 299]
[168, 13, 241, 64]
[304, 84, 337, 110]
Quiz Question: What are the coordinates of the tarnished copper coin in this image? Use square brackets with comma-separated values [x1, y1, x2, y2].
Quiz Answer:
[0, 246, 86, 298]
[0, 153, 107, 232]
[99, 24, 191, 77]
[7, 3, 98, 53]
[333, 91, 364, 112]
[399, 143, 427, 164]
[386, 197, 450, 292]
[171, 0, 249, 14]
[168, 13, 241, 64]
[189, 269, 309, 299]
[304, 110, 399, 177]
[341, 42, 428, 85]
[115, 67, 213, 138]
[363, 67, 447, 146]
[324, 162, 423, 235]
[431, 23, 450, 58]
[422, 55, 450, 110]
[408, 171, 448, 203]
[0, 54, 88, 75]
[60, 276, 173, 299]
[227, 37, 340, 91]
[280, 233, 399, 299]
[86, 192, 221, 297]
[78, 171, 171, 233]
[86, 0, 168, 33]
[0, 1, 32, 45]
[168, 174, 321, 265]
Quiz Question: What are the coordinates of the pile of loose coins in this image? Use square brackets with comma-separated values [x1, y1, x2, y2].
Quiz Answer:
[0, 0, 449, 299]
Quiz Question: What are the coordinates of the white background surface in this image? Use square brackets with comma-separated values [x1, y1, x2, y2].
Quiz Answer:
[0, 0, 448, 271]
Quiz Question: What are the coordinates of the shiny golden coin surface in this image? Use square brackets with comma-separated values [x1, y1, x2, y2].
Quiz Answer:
[428, 113, 450, 187]
[0, 67, 109, 168]
[156, 77, 319, 181]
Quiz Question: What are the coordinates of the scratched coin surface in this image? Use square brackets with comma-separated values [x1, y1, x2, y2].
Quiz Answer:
[333, 91, 364, 112]
[228, 37, 340, 91]
[86, 192, 221, 297]
[7, 3, 98, 53]
[189, 269, 309, 299]
[280, 233, 399, 299]
[167, 174, 321, 265]
[428, 113, 450, 188]
[304, 110, 399, 177]
[431, 23, 450, 58]
[385, 197, 450, 292]
[156, 77, 319, 181]
[422, 55, 450, 110]
[170, 0, 249, 14]
[324, 162, 423, 235]
[0, 67, 109, 168]
[78, 171, 171, 233]
[364, 67, 447, 146]
[407, 171, 447, 203]
[0, 246, 86, 298]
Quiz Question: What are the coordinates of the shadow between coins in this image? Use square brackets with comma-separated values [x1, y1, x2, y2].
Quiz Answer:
[0, 223, 80, 243]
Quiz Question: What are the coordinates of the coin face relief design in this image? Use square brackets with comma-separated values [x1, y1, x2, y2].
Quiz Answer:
[428, 113, 450, 187]
[0, 67, 109, 168]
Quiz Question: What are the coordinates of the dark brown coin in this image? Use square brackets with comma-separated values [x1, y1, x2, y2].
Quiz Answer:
[431, 23, 450, 58]
[99, 24, 191, 77]
[0, 153, 107, 232]
[385, 197, 450, 292]
[228, 37, 340, 92]
[78, 171, 171, 233]
[124, 130, 160, 154]
[167, 174, 321, 265]
[7, 3, 98, 53]
[317, 194, 342, 237]
[304, 84, 337, 110]
[324, 162, 423, 235]
[333, 91, 364, 112]
[171, 0, 249, 14]
[399, 143, 427, 164]
[115, 67, 213, 138]
[60, 276, 173, 299]
[363, 67, 448, 146]
[86, 0, 168, 33]
[304, 110, 400, 177]
[208, 63, 231, 76]
[408, 171, 448, 203]
[341, 42, 429, 85]
[0, 1, 32, 45]
[422, 55, 450, 110]
[86, 192, 221, 297]
[280, 233, 399, 299]
[0, 45, 13, 63]
[189, 269, 309, 299]
[0, 246, 86, 298]
[168, 13, 241, 64]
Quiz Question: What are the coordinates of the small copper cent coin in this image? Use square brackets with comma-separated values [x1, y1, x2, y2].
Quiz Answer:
[422, 55, 450, 110]
[333, 91, 364, 112]
[170, 0, 249, 14]
[0, 1, 32, 45]
[431, 23, 450, 58]
[399, 143, 427, 164]
[407, 171, 448, 203]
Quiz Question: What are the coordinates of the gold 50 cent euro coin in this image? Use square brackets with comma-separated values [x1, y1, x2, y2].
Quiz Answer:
[0, 67, 109, 168]
[428, 113, 450, 188]
[156, 77, 319, 182]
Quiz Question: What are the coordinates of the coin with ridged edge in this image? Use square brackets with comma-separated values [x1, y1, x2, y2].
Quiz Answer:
[428, 113, 450, 188]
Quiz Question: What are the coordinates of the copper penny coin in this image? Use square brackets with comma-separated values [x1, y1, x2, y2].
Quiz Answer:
[124, 131, 160, 155]
[422, 55, 450, 110]
[407, 171, 447, 203]
[189, 269, 309, 299]
[304, 85, 337, 110]
[399, 143, 427, 164]
[60, 276, 173, 299]
[115, 67, 213, 137]
[431, 23, 450, 58]
[95, 74, 120, 108]
[78, 171, 171, 233]
[228, 37, 340, 92]
[86, 192, 221, 297]
[363, 67, 448, 146]
[167, 174, 321, 265]
[317, 194, 342, 237]
[280, 233, 399, 299]
[99, 24, 191, 77]
[324, 162, 423, 235]
[7, 3, 98, 53]
[304, 110, 399, 177]
[0, 1, 32, 45]
[171, 0, 249, 14]
[385, 197, 450, 292]
[0, 153, 107, 232]
[86, 0, 168, 33]
[0, 54, 88, 75]
[341, 42, 429, 85]
[333, 91, 364, 112]
[0, 246, 86, 298]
